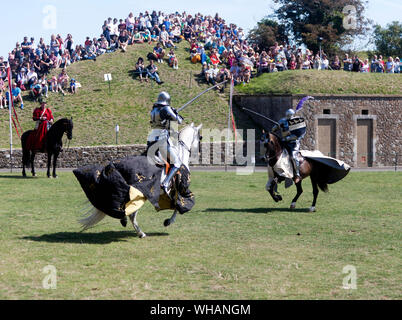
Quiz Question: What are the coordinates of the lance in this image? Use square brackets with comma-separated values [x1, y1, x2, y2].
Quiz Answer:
[241, 107, 279, 126]
[178, 80, 228, 112]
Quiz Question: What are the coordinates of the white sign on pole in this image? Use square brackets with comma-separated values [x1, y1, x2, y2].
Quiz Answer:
[104, 73, 112, 81]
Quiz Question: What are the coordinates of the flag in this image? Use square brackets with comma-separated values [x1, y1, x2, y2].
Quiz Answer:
[296, 96, 314, 112]
[7, 67, 22, 138]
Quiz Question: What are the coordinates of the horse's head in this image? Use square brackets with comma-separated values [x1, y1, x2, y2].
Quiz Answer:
[262, 131, 282, 165]
[66, 117, 73, 140]
[179, 123, 202, 167]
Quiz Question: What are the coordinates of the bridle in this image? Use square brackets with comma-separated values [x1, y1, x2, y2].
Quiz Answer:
[264, 132, 282, 162]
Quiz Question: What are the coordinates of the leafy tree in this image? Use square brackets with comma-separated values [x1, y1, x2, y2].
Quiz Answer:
[372, 21, 402, 57]
[272, 0, 372, 55]
[248, 18, 288, 51]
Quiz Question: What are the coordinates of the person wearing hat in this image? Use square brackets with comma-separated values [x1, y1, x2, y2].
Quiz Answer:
[29, 97, 54, 151]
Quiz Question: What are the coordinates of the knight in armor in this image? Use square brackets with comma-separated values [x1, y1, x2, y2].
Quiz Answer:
[272, 109, 305, 183]
[147, 91, 183, 194]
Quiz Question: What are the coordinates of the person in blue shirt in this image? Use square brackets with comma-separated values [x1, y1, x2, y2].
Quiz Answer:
[6, 83, 24, 109]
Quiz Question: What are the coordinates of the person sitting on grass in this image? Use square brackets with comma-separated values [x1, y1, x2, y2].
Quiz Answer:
[151, 31, 159, 43]
[216, 66, 230, 92]
[57, 68, 69, 96]
[70, 78, 77, 94]
[31, 79, 43, 101]
[6, 82, 24, 109]
[205, 63, 218, 85]
[132, 29, 144, 44]
[118, 30, 129, 52]
[153, 42, 165, 63]
[168, 49, 179, 69]
[142, 29, 152, 44]
[146, 59, 163, 85]
[135, 57, 148, 82]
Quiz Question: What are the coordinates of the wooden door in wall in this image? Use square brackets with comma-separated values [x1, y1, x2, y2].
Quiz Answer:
[317, 119, 336, 158]
[356, 119, 373, 167]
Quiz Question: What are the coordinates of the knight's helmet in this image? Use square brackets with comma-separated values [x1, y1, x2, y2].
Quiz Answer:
[156, 91, 171, 106]
[285, 109, 295, 120]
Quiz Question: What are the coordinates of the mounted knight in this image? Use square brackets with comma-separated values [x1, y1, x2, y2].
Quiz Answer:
[147, 91, 184, 195]
[271, 108, 307, 183]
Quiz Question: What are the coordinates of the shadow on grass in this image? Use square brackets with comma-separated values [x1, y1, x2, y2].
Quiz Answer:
[22, 231, 169, 244]
[0, 175, 32, 179]
[204, 207, 308, 214]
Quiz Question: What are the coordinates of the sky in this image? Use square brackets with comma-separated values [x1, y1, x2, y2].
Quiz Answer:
[0, 0, 401, 57]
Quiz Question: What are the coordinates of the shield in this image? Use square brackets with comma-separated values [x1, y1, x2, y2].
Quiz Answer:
[288, 117, 306, 138]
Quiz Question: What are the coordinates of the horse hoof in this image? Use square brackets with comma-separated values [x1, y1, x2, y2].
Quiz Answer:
[277, 195, 283, 201]
[309, 206, 316, 212]
[47, 175, 52, 179]
[139, 232, 147, 238]
[290, 202, 296, 209]
[53, 175, 58, 179]
[164, 219, 171, 227]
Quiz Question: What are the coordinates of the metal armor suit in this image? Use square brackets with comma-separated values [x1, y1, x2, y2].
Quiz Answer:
[147, 91, 183, 193]
[272, 109, 304, 181]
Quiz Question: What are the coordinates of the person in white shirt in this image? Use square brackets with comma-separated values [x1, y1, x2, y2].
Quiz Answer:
[386, 57, 395, 73]
[126, 13, 135, 35]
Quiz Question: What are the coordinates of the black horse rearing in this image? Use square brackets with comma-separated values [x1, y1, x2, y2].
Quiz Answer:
[21, 118, 73, 178]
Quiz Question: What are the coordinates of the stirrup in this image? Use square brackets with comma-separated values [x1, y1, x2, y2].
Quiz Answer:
[161, 166, 180, 197]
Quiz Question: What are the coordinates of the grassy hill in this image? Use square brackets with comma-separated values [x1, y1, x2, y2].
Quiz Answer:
[0, 41, 231, 148]
[237, 69, 402, 95]
[1, 42, 401, 149]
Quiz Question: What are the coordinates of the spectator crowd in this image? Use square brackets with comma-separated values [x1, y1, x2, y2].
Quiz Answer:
[0, 9, 400, 110]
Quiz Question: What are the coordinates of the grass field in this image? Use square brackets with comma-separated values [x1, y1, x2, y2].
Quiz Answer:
[0, 170, 400, 300]
[236, 69, 402, 95]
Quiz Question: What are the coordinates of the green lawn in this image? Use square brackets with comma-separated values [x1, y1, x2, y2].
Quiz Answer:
[0, 170, 400, 299]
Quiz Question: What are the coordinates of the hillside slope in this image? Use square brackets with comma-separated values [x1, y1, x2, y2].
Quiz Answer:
[0, 42, 230, 148]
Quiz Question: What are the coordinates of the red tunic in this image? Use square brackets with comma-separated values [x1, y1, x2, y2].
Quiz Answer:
[26, 107, 54, 151]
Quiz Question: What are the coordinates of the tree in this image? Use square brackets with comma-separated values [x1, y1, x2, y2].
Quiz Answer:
[248, 18, 288, 51]
[272, 0, 372, 55]
[372, 21, 402, 57]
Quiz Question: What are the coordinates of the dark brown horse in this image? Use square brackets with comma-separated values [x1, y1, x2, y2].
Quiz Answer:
[263, 131, 332, 212]
[21, 118, 73, 178]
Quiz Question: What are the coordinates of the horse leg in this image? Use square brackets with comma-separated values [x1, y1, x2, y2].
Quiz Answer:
[52, 152, 59, 178]
[164, 210, 177, 227]
[310, 178, 319, 212]
[129, 211, 146, 238]
[290, 181, 303, 209]
[47, 153, 52, 178]
[267, 178, 282, 202]
[22, 150, 28, 178]
[31, 152, 36, 177]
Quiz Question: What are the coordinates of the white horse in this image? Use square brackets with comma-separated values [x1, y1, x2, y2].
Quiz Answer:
[79, 123, 202, 238]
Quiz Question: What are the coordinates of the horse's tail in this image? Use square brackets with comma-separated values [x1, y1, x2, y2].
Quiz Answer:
[78, 206, 106, 231]
[317, 181, 328, 193]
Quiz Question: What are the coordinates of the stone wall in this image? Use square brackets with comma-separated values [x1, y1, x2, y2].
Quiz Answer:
[234, 94, 402, 167]
[0, 142, 242, 169]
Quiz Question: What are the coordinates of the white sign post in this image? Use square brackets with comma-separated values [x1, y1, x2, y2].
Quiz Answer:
[104, 73, 112, 95]
[115, 124, 119, 145]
